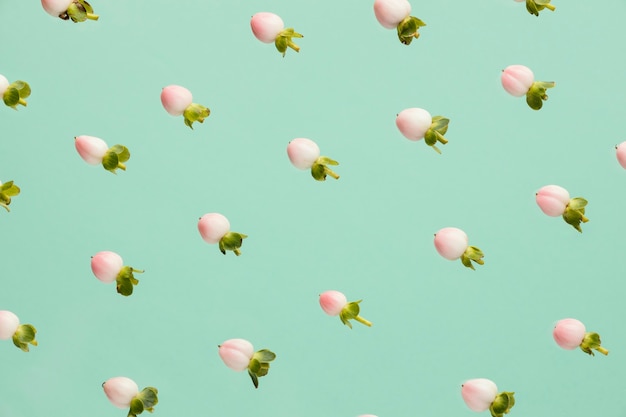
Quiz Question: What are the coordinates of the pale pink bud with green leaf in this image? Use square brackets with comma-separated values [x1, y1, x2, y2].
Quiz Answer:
[198, 213, 247, 256]
[552, 318, 585, 350]
[250, 12, 302, 56]
[74, 135, 109, 165]
[535, 185, 569, 216]
[501, 65, 534, 97]
[251, 12, 285, 43]
[615, 142, 626, 169]
[41, 0, 99, 22]
[516, 0, 556, 16]
[553, 318, 608, 356]
[0, 310, 20, 340]
[219, 338, 254, 371]
[1, 74, 31, 109]
[161, 85, 192, 116]
[373, 0, 411, 28]
[91, 251, 123, 283]
[287, 138, 340, 181]
[91, 251, 144, 296]
[434, 227, 484, 270]
[103, 377, 139, 408]
[160, 85, 210, 129]
[462, 378, 498, 412]
[319, 290, 372, 328]
[0, 310, 37, 351]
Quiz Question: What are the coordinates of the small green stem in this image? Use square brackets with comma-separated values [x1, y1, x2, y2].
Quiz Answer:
[581, 215, 589, 223]
[18, 98, 27, 107]
[596, 346, 609, 355]
[287, 41, 300, 53]
[118, 162, 127, 171]
[430, 144, 442, 154]
[354, 316, 372, 327]
[544, 3, 555, 11]
[233, 248, 242, 256]
[435, 131, 448, 144]
[324, 167, 340, 179]
[86, 13, 99, 20]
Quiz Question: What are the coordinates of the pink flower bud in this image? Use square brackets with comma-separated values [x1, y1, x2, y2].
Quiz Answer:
[219, 338, 254, 371]
[0, 310, 20, 340]
[616, 142, 626, 169]
[535, 185, 570, 216]
[287, 138, 321, 170]
[461, 378, 498, 412]
[553, 318, 586, 350]
[91, 251, 124, 283]
[160, 85, 193, 116]
[0, 74, 9, 95]
[250, 12, 285, 43]
[434, 227, 469, 260]
[319, 290, 348, 316]
[198, 213, 231, 244]
[396, 108, 432, 141]
[373, 0, 411, 29]
[75, 135, 109, 165]
[102, 376, 139, 409]
[501, 65, 535, 97]
[41, 0, 72, 17]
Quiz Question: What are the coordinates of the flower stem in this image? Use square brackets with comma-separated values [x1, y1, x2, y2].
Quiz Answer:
[544, 3, 555, 11]
[355, 316, 372, 327]
[324, 167, 340, 179]
[595, 346, 609, 355]
[430, 144, 442, 154]
[18, 98, 27, 107]
[86, 13, 99, 20]
[581, 214, 589, 223]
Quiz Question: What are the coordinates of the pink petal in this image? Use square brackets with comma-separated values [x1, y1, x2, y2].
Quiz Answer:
[319, 290, 348, 316]
[41, 0, 72, 16]
[461, 378, 498, 412]
[434, 227, 469, 260]
[250, 12, 285, 43]
[91, 251, 124, 283]
[103, 377, 139, 409]
[287, 138, 321, 170]
[160, 85, 193, 116]
[0, 310, 20, 340]
[75, 135, 109, 165]
[396, 108, 432, 141]
[373, 0, 411, 29]
[553, 318, 586, 350]
[535, 185, 570, 217]
[197, 213, 231, 244]
[219, 338, 254, 371]
[616, 142, 626, 169]
[501, 65, 535, 97]
[0, 74, 9, 95]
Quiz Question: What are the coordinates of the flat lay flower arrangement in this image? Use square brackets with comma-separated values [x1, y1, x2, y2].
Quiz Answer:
[1, 0, 626, 416]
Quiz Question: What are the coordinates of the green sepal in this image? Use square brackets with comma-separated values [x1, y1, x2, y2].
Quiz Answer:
[423, 116, 450, 154]
[12, 81, 31, 99]
[129, 398, 144, 417]
[489, 392, 516, 417]
[137, 387, 159, 412]
[310, 156, 340, 181]
[526, 80, 555, 110]
[102, 145, 130, 173]
[182, 103, 211, 129]
[246, 348, 276, 388]
[3, 88, 19, 108]
[12, 324, 38, 352]
[1, 181, 20, 196]
[526, 0, 555, 15]
[580, 332, 609, 356]
[396, 16, 426, 45]
[219, 232, 248, 256]
[459, 245, 485, 270]
[274, 28, 303, 56]
[339, 300, 361, 329]
[79, 0, 94, 14]
[67, 1, 87, 22]
[562, 197, 588, 232]
[115, 266, 144, 296]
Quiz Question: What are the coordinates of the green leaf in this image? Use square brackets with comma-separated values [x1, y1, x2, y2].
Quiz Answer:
[184, 117, 194, 129]
[110, 144, 130, 163]
[3, 184, 20, 197]
[311, 164, 327, 181]
[248, 358, 261, 374]
[130, 398, 144, 415]
[80, 0, 94, 14]
[248, 369, 259, 388]
[526, 0, 539, 15]
[430, 116, 449, 134]
[138, 387, 158, 410]
[1, 181, 13, 191]
[102, 150, 120, 171]
[12, 81, 31, 99]
[568, 197, 587, 210]
[256, 362, 270, 377]
[339, 312, 353, 329]
[67, 2, 87, 22]
[526, 93, 543, 110]
[424, 129, 437, 146]
[3, 88, 19, 107]
[253, 349, 276, 363]
[116, 277, 134, 296]
[275, 37, 288, 55]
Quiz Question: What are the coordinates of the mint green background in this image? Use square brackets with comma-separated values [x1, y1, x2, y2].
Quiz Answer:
[1, 1, 625, 416]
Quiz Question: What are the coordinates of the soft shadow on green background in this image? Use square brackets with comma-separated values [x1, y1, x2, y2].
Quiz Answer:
[1, 1, 625, 416]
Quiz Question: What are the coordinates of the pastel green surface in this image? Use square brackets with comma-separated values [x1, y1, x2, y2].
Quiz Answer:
[1, 0, 626, 416]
